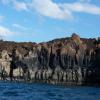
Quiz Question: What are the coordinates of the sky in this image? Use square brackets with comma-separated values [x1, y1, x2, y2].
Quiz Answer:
[0, 0, 100, 43]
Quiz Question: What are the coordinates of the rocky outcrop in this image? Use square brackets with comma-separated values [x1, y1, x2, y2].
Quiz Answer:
[0, 33, 100, 85]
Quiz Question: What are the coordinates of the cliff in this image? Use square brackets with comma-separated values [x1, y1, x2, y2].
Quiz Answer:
[0, 33, 100, 86]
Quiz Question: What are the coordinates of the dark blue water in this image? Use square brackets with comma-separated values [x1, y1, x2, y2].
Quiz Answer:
[0, 81, 100, 100]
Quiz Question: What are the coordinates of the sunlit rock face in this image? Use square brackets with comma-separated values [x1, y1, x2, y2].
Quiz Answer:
[0, 50, 11, 79]
[0, 33, 100, 85]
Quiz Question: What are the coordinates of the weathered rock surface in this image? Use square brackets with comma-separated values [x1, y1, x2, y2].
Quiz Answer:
[0, 33, 100, 85]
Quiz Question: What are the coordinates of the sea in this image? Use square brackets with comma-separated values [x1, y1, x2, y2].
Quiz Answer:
[0, 81, 100, 100]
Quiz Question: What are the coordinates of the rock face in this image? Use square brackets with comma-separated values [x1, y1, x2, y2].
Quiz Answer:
[0, 33, 100, 85]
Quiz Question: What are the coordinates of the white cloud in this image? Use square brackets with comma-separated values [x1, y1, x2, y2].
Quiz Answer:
[61, 2, 100, 15]
[12, 0, 28, 11]
[0, 26, 13, 37]
[0, 26, 34, 41]
[0, 26, 28, 40]
[1, 0, 29, 11]
[32, 0, 72, 20]
[31, 0, 100, 20]
[1, 0, 100, 20]
[13, 24, 27, 30]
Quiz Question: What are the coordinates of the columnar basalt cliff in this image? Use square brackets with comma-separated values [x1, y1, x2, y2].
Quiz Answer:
[0, 33, 100, 85]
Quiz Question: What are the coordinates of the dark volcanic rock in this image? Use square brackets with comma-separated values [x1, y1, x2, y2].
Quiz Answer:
[0, 33, 100, 86]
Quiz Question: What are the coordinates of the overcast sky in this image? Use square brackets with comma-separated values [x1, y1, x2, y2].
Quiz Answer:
[0, 0, 100, 43]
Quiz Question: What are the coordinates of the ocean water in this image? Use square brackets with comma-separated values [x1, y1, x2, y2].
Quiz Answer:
[0, 81, 100, 100]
